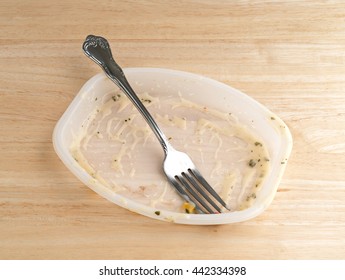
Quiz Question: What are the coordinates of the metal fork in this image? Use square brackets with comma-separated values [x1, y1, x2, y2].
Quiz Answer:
[82, 35, 229, 214]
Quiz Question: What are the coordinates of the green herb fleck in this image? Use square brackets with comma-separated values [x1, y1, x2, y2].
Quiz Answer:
[248, 159, 257, 167]
[246, 193, 257, 201]
[155, 211, 160, 216]
[112, 94, 121, 102]
[255, 142, 263, 147]
[141, 98, 152, 103]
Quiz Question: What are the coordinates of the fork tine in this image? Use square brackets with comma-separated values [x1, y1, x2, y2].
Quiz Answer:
[175, 175, 215, 214]
[189, 169, 230, 211]
[167, 177, 191, 201]
[167, 177, 204, 214]
[182, 171, 222, 213]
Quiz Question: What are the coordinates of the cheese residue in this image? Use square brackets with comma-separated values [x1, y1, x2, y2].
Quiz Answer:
[70, 90, 270, 213]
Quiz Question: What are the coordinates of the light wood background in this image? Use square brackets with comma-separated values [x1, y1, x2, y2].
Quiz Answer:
[1, 0, 344, 259]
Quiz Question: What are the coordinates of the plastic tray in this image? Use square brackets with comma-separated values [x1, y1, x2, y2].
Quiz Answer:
[53, 68, 292, 225]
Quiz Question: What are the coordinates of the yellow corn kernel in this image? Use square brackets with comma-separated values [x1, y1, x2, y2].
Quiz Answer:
[182, 202, 195, 214]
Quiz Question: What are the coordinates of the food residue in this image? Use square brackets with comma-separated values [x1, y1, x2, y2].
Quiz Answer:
[70, 87, 271, 213]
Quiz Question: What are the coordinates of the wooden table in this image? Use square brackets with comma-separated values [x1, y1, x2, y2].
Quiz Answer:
[1, 0, 344, 260]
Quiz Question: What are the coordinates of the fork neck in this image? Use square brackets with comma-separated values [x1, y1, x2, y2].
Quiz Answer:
[109, 71, 173, 155]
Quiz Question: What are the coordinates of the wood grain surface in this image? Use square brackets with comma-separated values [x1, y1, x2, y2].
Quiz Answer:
[1, 0, 344, 259]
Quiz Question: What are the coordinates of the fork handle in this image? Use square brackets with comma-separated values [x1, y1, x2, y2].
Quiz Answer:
[83, 35, 171, 154]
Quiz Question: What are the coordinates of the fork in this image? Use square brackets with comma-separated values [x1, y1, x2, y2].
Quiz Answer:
[82, 35, 229, 214]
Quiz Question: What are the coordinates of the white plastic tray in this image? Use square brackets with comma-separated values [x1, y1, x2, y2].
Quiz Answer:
[53, 68, 292, 225]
